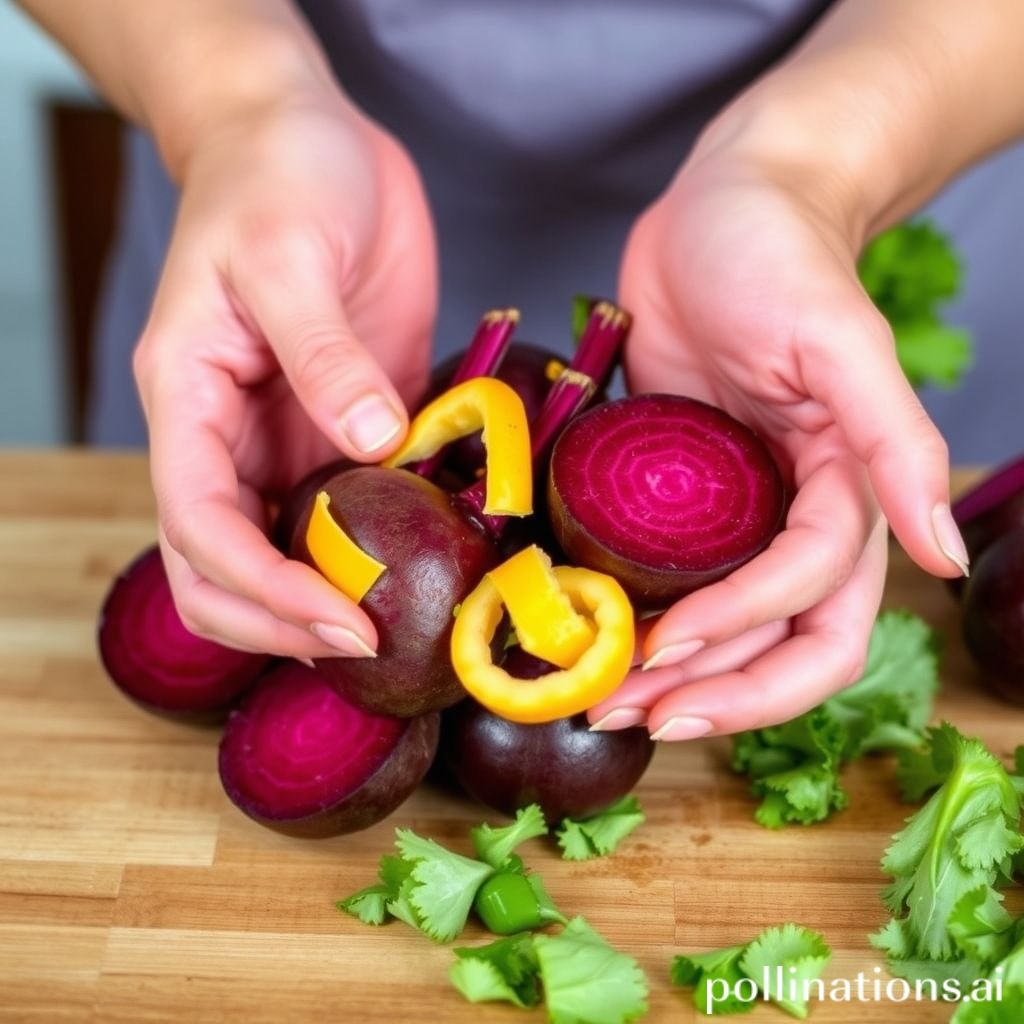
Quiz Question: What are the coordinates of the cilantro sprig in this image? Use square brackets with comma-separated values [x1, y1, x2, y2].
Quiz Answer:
[452, 916, 649, 1024]
[858, 219, 973, 390]
[731, 611, 940, 827]
[556, 796, 646, 861]
[871, 724, 1024, 981]
[671, 924, 832, 1019]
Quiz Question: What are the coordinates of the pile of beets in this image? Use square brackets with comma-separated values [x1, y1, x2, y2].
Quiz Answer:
[98, 302, 791, 837]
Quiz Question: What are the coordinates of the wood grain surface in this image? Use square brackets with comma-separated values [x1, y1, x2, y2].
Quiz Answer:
[0, 452, 1017, 1023]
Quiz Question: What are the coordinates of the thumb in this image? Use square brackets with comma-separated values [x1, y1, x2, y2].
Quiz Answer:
[238, 240, 409, 461]
[803, 309, 968, 580]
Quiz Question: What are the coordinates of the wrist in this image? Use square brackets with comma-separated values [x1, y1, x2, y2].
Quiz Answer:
[689, 55, 941, 248]
[136, 20, 339, 182]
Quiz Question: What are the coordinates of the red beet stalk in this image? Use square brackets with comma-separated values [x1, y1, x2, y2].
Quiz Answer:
[456, 299, 631, 533]
[411, 308, 520, 479]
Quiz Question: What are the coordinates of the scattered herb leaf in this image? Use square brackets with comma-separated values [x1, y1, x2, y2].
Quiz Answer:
[556, 796, 646, 860]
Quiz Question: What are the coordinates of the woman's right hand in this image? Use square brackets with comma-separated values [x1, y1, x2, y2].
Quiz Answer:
[133, 76, 438, 660]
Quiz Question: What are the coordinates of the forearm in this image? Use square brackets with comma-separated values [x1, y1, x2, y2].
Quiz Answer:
[696, 0, 1024, 242]
[17, 0, 336, 180]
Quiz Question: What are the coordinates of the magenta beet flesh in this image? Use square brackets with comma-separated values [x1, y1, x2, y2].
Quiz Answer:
[963, 528, 1024, 705]
[292, 466, 499, 717]
[98, 546, 271, 717]
[219, 662, 439, 836]
[442, 698, 654, 824]
[548, 394, 786, 608]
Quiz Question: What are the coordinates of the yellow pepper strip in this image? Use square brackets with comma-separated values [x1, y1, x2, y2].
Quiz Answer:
[544, 358, 567, 381]
[487, 545, 596, 669]
[451, 565, 634, 724]
[383, 378, 532, 516]
[305, 491, 387, 603]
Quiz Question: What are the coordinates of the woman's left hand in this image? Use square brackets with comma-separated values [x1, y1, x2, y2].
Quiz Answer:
[588, 142, 966, 742]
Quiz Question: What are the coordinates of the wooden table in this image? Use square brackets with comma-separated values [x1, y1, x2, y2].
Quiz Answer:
[0, 453, 1017, 1023]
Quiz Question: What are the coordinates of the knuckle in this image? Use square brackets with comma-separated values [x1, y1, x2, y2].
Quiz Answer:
[290, 329, 363, 398]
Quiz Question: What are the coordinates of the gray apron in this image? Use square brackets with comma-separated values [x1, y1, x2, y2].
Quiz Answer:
[89, 0, 1023, 461]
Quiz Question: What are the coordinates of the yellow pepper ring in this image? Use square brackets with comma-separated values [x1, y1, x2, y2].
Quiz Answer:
[384, 377, 532, 517]
[305, 491, 387, 603]
[451, 566, 635, 724]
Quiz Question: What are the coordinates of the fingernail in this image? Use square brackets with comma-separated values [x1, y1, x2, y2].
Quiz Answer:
[589, 707, 648, 732]
[642, 639, 705, 672]
[310, 623, 377, 657]
[340, 394, 402, 454]
[297, 657, 316, 669]
[931, 504, 970, 578]
[650, 716, 714, 742]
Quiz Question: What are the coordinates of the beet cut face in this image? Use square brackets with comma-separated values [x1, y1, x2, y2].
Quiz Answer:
[219, 662, 439, 837]
[442, 697, 654, 824]
[548, 394, 786, 609]
[292, 466, 499, 717]
[98, 545, 271, 718]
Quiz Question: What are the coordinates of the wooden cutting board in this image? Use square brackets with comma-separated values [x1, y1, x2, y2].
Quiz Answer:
[0, 452, 1017, 1023]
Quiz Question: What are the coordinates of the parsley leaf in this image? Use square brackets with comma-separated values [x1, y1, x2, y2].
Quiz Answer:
[556, 796, 646, 860]
[336, 884, 391, 926]
[732, 611, 939, 827]
[858, 219, 973, 390]
[872, 724, 1024, 974]
[452, 918, 647, 1024]
[395, 829, 497, 943]
[740, 924, 831, 1019]
[535, 917, 649, 1024]
[671, 944, 754, 1015]
[671, 925, 832, 1018]
[471, 804, 548, 869]
[453, 933, 542, 1008]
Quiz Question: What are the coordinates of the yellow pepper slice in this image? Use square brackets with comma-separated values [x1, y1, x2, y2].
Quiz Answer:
[487, 545, 595, 669]
[305, 491, 387, 602]
[451, 564, 634, 724]
[384, 377, 532, 516]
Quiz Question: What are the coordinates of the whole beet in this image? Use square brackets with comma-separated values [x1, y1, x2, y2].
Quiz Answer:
[292, 466, 498, 717]
[963, 528, 1024, 704]
[443, 684, 654, 823]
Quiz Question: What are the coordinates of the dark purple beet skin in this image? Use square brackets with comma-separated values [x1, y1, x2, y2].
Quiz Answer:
[962, 528, 1024, 704]
[219, 662, 439, 837]
[548, 394, 786, 610]
[98, 546, 271, 718]
[273, 458, 353, 552]
[291, 466, 499, 717]
[953, 456, 1024, 564]
[442, 696, 654, 824]
[427, 342, 569, 480]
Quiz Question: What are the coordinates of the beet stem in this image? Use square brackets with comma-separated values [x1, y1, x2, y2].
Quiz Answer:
[457, 299, 632, 534]
[411, 308, 519, 479]
[952, 454, 1024, 525]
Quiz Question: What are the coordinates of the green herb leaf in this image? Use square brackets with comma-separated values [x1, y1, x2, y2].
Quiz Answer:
[731, 611, 940, 827]
[395, 829, 496, 942]
[873, 724, 1024, 972]
[534, 917, 649, 1024]
[556, 796, 646, 860]
[471, 804, 548, 869]
[858, 219, 973, 390]
[449, 957, 531, 1008]
[671, 944, 755, 1015]
[452, 933, 542, 1007]
[739, 924, 831, 1020]
[336, 885, 391, 926]
[948, 887, 1016, 967]
[571, 295, 595, 348]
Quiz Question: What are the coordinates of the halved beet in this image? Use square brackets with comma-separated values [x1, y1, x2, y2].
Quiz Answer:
[963, 528, 1024, 705]
[219, 662, 439, 837]
[442, 695, 654, 823]
[98, 545, 271, 718]
[291, 467, 499, 717]
[428, 342, 570, 481]
[548, 394, 786, 609]
[953, 455, 1024, 564]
